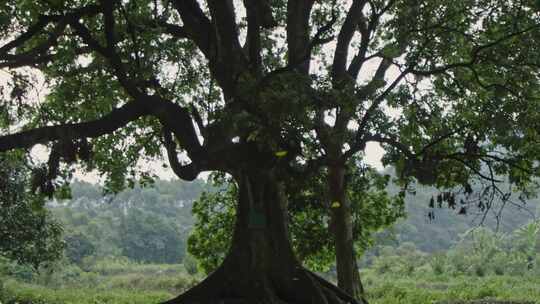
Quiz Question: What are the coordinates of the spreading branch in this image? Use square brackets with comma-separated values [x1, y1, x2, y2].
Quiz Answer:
[345, 67, 411, 158]
[170, 0, 214, 57]
[243, 0, 263, 73]
[0, 5, 99, 54]
[0, 5, 100, 69]
[171, 0, 245, 96]
[410, 24, 540, 76]
[0, 101, 147, 152]
[347, 0, 397, 80]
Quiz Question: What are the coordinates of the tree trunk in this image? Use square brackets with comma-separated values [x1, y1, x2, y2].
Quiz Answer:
[328, 165, 368, 304]
[163, 168, 359, 304]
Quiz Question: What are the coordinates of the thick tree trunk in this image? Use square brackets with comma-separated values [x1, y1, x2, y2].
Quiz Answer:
[163, 169, 359, 304]
[328, 165, 368, 304]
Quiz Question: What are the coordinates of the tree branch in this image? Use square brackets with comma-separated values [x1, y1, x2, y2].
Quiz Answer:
[363, 133, 416, 159]
[346, 0, 396, 80]
[286, 0, 315, 74]
[344, 67, 410, 158]
[207, 0, 243, 65]
[147, 97, 204, 162]
[170, 0, 214, 57]
[0, 5, 100, 70]
[259, 15, 336, 86]
[243, 0, 263, 73]
[0, 5, 99, 54]
[172, 0, 245, 96]
[410, 24, 540, 76]
[0, 101, 147, 152]
[158, 21, 188, 39]
[332, 0, 367, 82]
[69, 19, 144, 100]
[162, 127, 201, 181]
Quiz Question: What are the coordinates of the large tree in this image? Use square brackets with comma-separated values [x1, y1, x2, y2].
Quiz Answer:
[1, 1, 540, 303]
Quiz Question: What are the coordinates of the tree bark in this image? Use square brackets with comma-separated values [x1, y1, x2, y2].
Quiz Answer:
[328, 164, 368, 304]
[163, 168, 359, 304]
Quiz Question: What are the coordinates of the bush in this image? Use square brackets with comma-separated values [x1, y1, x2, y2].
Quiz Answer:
[430, 253, 447, 275]
[6, 263, 34, 282]
[32, 263, 84, 287]
[473, 264, 486, 277]
[489, 252, 508, 276]
[183, 254, 198, 275]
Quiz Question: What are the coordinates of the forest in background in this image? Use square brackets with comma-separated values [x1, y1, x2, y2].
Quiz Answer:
[1, 176, 540, 304]
[5, 175, 538, 269]
[56, 178, 540, 266]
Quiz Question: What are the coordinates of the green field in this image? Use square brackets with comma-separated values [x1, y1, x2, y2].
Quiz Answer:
[1, 261, 538, 304]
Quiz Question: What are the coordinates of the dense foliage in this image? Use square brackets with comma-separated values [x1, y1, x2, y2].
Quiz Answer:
[0, 151, 63, 268]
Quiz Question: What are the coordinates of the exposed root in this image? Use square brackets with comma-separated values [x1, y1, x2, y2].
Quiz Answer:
[161, 265, 362, 304]
[294, 267, 330, 304]
[307, 270, 366, 304]
[161, 266, 225, 304]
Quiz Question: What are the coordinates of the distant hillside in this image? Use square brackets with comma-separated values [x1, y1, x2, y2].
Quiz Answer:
[47, 176, 539, 266]
[377, 183, 539, 253]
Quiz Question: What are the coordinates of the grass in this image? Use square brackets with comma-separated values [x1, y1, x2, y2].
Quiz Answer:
[0, 278, 170, 304]
[362, 269, 540, 304]
[1, 266, 539, 304]
[0, 260, 200, 304]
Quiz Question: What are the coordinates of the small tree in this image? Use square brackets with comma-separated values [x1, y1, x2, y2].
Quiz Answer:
[64, 232, 96, 265]
[0, 151, 64, 269]
[512, 220, 540, 270]
[183, 253, 199, 276]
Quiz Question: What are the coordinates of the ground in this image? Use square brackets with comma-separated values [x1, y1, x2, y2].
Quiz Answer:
[1, 263, 538, 304]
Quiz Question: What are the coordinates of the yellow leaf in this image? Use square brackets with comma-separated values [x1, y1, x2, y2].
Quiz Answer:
[247, 131, 258, 142]
[275, 150, 288, 157]
[331, 201, 340, 208]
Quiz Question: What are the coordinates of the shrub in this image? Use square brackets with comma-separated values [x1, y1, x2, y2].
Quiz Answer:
[183, 254, 198, 275]
[489, 252, 508, 276]
[430, 253, 447, 275]
[6, 263, 34, 282]
[473, 264, 486, 277]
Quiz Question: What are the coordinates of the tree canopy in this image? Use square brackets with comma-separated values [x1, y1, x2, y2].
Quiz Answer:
[0, 0, 538, 212]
